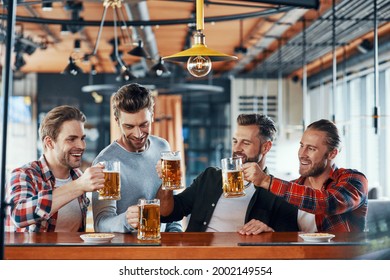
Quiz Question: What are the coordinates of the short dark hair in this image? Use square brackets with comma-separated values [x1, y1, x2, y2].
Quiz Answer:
[112, 83, 154, 119]
[236, 114, 277, 142]
[39, 105, 86, 143]
[307, 119, 340, 151]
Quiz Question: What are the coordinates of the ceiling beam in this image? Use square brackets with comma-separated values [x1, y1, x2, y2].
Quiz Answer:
[242, 0, 320, 9]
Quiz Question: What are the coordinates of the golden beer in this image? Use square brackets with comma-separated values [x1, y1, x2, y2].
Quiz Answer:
[138, 200, 161, 240]
[222, 170, 245, 198]
[161, 151, 183, 190]
[98, 171, 121, 200]
[221, 157, 245, 198]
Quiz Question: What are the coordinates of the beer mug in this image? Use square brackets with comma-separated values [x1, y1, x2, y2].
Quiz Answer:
[221, 157, 245, 198]
[98, 161, 121, 200]
[161, 151, 183, 190]
[137, 199, 161, 240]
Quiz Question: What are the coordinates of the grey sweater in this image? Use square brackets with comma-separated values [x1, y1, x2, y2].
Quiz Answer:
[92, 135, 182, 233]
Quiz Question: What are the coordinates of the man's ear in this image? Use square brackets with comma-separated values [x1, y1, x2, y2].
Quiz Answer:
[43, 136, 54, 150]
[328, 148, 338, 160]
[261, 141, 273, 155]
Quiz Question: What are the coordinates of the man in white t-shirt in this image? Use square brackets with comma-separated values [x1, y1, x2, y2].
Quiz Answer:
[157, 114, 299, 234]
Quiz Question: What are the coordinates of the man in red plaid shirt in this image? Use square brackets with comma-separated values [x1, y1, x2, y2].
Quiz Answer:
[6, 105, 105, 232]
[243, 119, 368, 232]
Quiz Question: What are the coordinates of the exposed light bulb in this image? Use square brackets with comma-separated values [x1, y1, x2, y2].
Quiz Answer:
[156, 69, 163, 76]
[187, 55, 211, 77]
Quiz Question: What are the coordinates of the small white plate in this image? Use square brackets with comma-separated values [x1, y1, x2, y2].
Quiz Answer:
[299, 233, 335, 243]
[80, 233, 115, 243]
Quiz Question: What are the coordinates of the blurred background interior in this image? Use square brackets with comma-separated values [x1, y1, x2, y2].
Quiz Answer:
[1, 0, 390, 204]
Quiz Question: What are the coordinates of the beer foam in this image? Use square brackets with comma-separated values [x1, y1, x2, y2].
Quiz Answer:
[161, 153, 180, 160]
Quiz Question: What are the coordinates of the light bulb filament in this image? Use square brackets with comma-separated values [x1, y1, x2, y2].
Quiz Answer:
[187, 55, 212, 78]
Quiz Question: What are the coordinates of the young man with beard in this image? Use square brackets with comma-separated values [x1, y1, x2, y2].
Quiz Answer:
[6, 105, 105, 232]
[92, 83, 181, 233]
[156, 114, 299, 234]
[248, 119, 368, 232]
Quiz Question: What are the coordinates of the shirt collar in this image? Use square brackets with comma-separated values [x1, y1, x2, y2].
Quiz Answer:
[38, 154, 81, 182]
[296, 163, 338, 185]
[38, 155, 54, 182]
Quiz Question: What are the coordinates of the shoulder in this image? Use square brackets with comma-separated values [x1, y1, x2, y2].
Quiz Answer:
[9, 160, 48, 187]
[149, 135, 170, 149]
[334, 167, 367, 179]
[198, 167, 222, 180]
[93, 142, 119, 163]
[332, 167, 368, 186]
[11, 160, 42, 177]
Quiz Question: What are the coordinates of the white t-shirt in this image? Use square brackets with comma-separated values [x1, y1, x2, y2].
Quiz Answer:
[55, 176, 82, 232]
[297, 210, 317, 232]
[206, 183, 256, 232]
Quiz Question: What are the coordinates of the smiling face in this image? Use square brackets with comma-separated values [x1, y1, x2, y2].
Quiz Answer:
[116, 108, 153, 152]
[298, 128, 336, 178]
[46, 120, 86, 171]
[232, 124, 265, 164]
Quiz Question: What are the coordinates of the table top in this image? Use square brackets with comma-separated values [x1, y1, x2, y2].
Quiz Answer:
[4, 232, 371, 260]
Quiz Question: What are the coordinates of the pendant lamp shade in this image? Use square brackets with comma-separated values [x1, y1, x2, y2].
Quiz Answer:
[162, 0, 236, 77]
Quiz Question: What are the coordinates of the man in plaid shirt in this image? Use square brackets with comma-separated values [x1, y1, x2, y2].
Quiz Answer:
[242, 119, 368, 232]
[6, 105, 105, 232]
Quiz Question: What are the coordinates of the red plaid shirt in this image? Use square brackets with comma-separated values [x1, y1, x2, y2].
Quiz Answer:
[5, 155, 89, 232]
[269, 164, 368, 232]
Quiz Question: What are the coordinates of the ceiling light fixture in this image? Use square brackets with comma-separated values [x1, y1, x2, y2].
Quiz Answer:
[234, 20, 248, 55]
[42, 2, 53, 11]
[128, 39, 149, 58]
[150, 57, 170, 77]
[163, 0, 237, 78]
[64, 1, 84, 34]
[62, 56, 83, 76]
[74, 39, 81, 52]
[84, 0, 136, 79]
[14, 52, 26, 71]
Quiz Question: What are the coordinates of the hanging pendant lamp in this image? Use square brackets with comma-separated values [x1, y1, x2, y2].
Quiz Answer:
[163, 0, 237, 77]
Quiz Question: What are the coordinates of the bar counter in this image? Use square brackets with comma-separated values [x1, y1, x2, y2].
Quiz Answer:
[5, 232, 370, 260]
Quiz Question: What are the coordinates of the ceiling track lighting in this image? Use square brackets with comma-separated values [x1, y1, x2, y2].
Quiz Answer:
[62, 56, 83, 76]
[128, 40, 150, 59]
[234, 20, 248, 55]
[163, 0, 237, 78]
[80, 0, 137, 79]
[74, 39, 81, 51]
[42, 2, 53, 11]
[14, 52, 26, 71]
[150, 57, 170, 77]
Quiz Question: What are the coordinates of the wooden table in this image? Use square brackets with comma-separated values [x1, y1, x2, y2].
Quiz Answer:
[4, 232, 370, 260]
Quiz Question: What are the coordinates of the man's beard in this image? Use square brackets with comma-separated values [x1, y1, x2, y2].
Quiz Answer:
[299, 154, 328, 178]
[124, 134, 148, 151]
[232, 152, 262, 163]
[59, 152, 82, 169]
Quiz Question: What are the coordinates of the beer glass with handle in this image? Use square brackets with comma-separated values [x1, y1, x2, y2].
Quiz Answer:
[161, 151, 183, 190]
[98, 161, 121, 200]
[221, 157, 245, 198]
[137, 199, 161, 240]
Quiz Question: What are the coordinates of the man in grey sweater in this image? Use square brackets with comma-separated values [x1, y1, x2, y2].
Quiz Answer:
[92, 83, 181, 233]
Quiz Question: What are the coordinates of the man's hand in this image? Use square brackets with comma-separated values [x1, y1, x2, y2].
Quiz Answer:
[77, 164, 105, 192]
[242, 162, 270, 189]
[126, 205, 139, 229]
[237, 219, 274, 235]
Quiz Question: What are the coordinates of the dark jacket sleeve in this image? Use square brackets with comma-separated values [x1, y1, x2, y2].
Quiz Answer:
[247, 188, 299, 231]
[160, 167, 222, 231]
